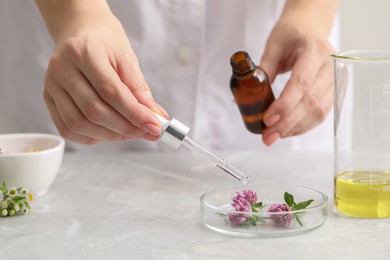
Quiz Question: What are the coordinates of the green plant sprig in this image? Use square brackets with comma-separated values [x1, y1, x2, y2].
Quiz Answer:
[0, 182, 34, 217]
[284, 192, 314, 226]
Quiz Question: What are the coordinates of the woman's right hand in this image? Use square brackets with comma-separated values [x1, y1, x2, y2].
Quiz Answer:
[35, 0, 167, 145]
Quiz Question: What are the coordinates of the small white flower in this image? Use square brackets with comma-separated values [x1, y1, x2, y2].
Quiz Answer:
[8, 186, 17, 197]
[18, 188, 28, 196]
[0, 201, 9, 209]
[0, 184, 33, 217]
[13, 203, 20, 212]
[27, 192, 35, 202]
[1, 208, 8, 217]
[8, 209, 15, 216]
[20, 206, 29, 214]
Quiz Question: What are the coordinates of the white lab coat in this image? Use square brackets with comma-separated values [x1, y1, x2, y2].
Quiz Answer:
[0, 0, 339, 152]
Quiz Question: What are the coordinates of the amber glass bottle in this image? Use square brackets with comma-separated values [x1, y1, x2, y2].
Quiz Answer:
[230, 51, 275, 134]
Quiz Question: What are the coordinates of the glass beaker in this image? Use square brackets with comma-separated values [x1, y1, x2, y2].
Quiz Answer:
[333, 50, 390, 218]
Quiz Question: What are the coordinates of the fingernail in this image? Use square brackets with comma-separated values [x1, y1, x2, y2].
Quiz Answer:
[142, 133, 160, 141]
[154, 102, 169, 118]
[264, 114, 280, 126]
[263, 132, 280, 146]
[142, 122, 161, 137]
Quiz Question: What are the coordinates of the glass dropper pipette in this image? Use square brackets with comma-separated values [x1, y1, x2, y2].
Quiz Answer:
[154, 113, 250, 184]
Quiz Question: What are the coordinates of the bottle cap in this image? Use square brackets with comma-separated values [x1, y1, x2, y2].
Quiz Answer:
[154, 113, 190, 150]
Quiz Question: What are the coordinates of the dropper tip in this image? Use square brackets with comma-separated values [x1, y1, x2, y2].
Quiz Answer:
[242, 176, 250, 186]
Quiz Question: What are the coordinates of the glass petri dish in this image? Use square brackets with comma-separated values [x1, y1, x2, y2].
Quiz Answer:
[200, 184, 328, 237]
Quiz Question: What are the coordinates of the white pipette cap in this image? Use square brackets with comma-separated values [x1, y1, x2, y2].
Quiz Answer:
[154, 113, 190, 150]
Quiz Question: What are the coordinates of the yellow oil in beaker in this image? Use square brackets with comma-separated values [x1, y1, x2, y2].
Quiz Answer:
[335, 171, 390, 218]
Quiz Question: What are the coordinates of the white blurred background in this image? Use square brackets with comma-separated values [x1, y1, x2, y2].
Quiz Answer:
[340, 0, 390, 50]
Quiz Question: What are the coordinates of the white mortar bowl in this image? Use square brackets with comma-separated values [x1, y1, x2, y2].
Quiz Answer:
[0, 133, 65, 196]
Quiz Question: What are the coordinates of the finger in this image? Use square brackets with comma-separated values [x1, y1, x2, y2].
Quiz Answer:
[61, 66, 147, 139]
[260, 45, 284, 83]
[118, 58, 170, 122]
[286, 86, 332, 137]
[45, 75, 135, 141]
[115, 52, 165, 114]
[153, 101, 169, 118]
[75, 47, 161, 136]
[262, 91, 321, 142]
[142, 133, 160, 142]
[262, 60, 333, 145]
[43, 89, 101, 145]
[263, 50, 328, 127]
[283, 63, 334, 136]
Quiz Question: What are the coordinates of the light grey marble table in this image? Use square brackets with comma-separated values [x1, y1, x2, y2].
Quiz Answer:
[0, 151, 389, 260]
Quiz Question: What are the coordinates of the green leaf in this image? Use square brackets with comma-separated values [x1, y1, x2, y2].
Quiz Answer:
[293, 199, 314, 210]
[284, 192, 295, 207]
[247, 217, 257, 226]
[294, 213, 303, 226]
[253, 215, 267, 223]
[253, 202, 263, 208]
[251, 202, 264, 212]
[1, 182, 6, 194]
[12, 196, 27, 203]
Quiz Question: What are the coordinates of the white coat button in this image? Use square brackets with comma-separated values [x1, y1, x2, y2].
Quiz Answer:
[176, 46, 193, 64]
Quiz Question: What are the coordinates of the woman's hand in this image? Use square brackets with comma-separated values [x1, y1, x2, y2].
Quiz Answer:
[35, 0, 167, 145]
[259, 0, 339, 146]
